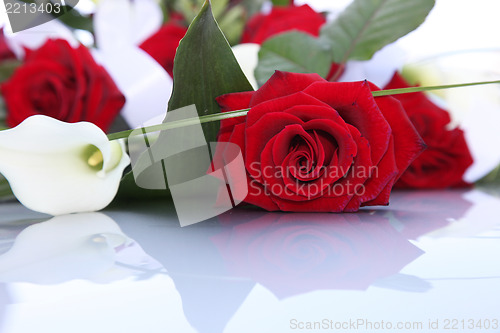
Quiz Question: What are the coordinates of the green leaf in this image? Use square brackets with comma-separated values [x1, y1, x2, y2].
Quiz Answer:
[321, 0, 435, 63]
[115, 0, 252, 199]
[255, 31, 332, 87]
[372, 79, 500, 97]
[0, 173, 14, 200]
[56, 10, 94, 33]
[167, 0, 253, 144]
[272, 0, 289, 6]
[0, 60, 21, 84]
[218, 5, 245, 45]
[240, 0, 266, 17]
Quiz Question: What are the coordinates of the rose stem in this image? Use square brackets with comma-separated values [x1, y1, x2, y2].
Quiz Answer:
[107, 79, 500, 141]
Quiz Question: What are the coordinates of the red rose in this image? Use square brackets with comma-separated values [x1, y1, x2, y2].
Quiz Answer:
[213, 71, 425, 212]
[1, 39, 125, 132]
[139, 18, 187, 77]
[385, 73, 473, 188]
[241, 4, 326, 44]
[213, 212, 424, 298]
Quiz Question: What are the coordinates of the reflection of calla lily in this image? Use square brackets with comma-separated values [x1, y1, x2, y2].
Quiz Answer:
[0, 115, 130, 215]
[0, 213, 155, 284]
[213, 212, 424, 299]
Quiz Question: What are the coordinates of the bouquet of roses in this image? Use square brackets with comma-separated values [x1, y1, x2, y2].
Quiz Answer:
[0, 0, 498, 224]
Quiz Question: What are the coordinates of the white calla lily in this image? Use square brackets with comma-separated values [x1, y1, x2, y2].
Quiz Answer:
[0, 116, 130, 215]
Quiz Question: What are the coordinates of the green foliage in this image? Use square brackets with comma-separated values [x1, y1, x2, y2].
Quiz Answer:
[255, 31, 331, 86]
[167, 0, 253, 144]
[271, 0, 289, 6]
[173, 0, 247, 44]
[321, 0, 435, 63]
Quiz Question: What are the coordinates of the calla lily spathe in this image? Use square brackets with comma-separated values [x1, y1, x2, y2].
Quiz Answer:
[0, 115, 130, 215]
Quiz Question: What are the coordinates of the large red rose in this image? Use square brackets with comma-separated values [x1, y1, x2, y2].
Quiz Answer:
[139, 18, 187, 77]
[1, 39, 125, 132]
[241, 4, 326, 44]
[385, 73, 474, 188]
[213, 71, 425, 212]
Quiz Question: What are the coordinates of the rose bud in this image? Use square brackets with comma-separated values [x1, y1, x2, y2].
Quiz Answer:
[1, 39, 125, 132]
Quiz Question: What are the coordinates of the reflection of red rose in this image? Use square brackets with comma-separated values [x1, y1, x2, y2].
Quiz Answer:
[139, 17, 187, 77]
[1, 39, 125, 132]
[241, 5, 326, 44]
[386, 73, 473, 188]
[213, 212, 423, 299]
[213, 71, 425, 212]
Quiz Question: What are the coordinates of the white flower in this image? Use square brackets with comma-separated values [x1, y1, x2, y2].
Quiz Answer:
[0, 115, 130, 215]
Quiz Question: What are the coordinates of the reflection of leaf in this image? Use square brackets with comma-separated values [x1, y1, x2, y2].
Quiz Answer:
[255, 31, 331, 86]
[321, 0, 435, 63]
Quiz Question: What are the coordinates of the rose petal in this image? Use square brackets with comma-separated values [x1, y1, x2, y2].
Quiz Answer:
[250, 71, 325, 107]
[304, 80, 392, 165]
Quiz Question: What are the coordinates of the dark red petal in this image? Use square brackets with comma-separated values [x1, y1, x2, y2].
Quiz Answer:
[216, 91, 254, 111]
[246, 91, 331, 128]
[216, 91, 254, 135]
[273, 193, 352, 212]
[246, 112, 303, 182]
[241, 4, 326, 44]
[360, 137, 399, 207]
[304, 80, 392, 166]
[370, 84, 426, 180]
[250, 71, 325, 107]
[245, 179, 280, 211]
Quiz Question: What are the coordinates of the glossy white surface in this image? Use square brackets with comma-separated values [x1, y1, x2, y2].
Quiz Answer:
[0, 188, 499, 333]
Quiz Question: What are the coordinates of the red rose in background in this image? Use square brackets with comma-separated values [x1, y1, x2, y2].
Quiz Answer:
[385, 73, 473, 188]
[213, 71, 425, 212]
[241, 4, 326, 44]
[139, 17, 188, 77]
[1, 39, 125, 132]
